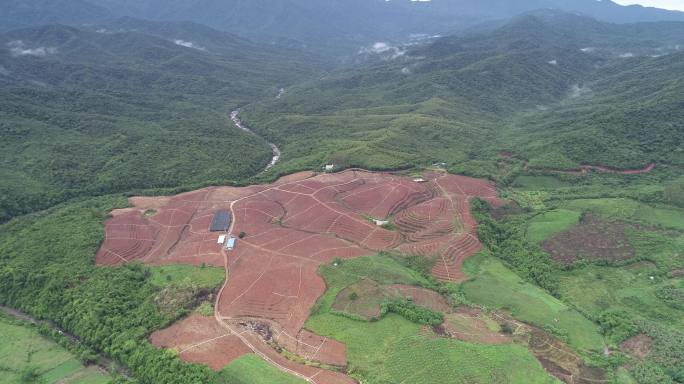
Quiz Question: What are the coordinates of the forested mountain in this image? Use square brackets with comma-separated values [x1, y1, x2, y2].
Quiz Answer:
[240, 11, 684, 176]
[0, 22, 326, 222]
[4, 0, 684, 54]
[0, 0, 112, 32]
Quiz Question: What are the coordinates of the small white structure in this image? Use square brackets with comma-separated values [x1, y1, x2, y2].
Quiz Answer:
[226, 237, 236, 251]
[374, 219, 389, 227]
[413, 177, 426, 183]
[324, 164, 335, 172]
[217, 235, 227, 245]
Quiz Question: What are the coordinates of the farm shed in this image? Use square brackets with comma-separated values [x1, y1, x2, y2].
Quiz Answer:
[210, 209, 232, 232]
[226, 237, 236, 250]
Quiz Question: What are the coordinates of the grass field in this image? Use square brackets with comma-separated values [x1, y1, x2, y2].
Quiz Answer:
[310, 255, 431, 316]
[461, 252, 605, 352]
[218, 354, 305, 384]
[149, 264, 225, 289]
[0, 315, 111, 384]
[526, 209, 582, 243]
[306, 256, 558, 384]
[560, 198, 684, 230]
[558, 264, 684, 330]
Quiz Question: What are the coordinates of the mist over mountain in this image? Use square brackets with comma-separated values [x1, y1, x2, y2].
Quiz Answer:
[4, 0, 684, 54]
[240, 11, 684, 175]
[0, 20, 326, 221]
[1, 2, 684, 384]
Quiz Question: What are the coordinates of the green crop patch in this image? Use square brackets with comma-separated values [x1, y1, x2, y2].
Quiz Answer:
[150, 264, 225, 289]
[0, 316, 111, 384]
[219, 354, 305, 384]
[306, 254, 559, 383]
[561, 198, 684, 230]
[526, 209, 582, 243]
[461, 253, 604, 352]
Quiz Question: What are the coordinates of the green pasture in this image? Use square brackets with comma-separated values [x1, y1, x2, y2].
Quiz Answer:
[461, 252, 604, 352]
[0, 316, 111, 384]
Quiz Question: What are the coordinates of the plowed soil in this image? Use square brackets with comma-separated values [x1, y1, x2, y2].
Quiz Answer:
[542, 215, 635, 265]
[97, 169, 500, 382]
[620, 334, 653, 360]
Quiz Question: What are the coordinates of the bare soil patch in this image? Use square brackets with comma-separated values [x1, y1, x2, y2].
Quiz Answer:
[542, 215, 634, 265]
[98, 170, 499, 377]
[150, 314, 250, 371]
[512, 321, 608, 384]
[332, 281, 452, 321]
[671, 268, 684, 278]
[385, 284, 451, 312]
[442, 307, 511, 344]
[620, 334, 653, 360]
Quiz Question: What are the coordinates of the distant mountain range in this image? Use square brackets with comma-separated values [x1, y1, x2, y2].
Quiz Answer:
[3, 0, 684, 54]
[240, 10, 684, 176]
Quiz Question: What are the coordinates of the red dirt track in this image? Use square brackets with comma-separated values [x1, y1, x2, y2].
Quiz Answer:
[97, 169, 500, 382]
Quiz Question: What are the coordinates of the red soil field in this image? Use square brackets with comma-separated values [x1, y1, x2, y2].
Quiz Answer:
[96, 169, 500, 382]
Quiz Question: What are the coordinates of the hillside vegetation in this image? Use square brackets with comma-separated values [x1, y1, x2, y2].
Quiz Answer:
[0, 21, 326, 222]
[242, 12, 684, 178]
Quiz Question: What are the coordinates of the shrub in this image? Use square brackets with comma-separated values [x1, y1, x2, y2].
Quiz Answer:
[381, 298, 444, 326]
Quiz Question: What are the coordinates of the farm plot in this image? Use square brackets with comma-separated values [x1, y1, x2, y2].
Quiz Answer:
[0, 315, 111, 384]
[96, 169, 500, 380]
[542, 215, 635, 265]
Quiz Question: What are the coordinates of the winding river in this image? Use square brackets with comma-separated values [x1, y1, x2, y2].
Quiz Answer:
[230, 109, 281, 172]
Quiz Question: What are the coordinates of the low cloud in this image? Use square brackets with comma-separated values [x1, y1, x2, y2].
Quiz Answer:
[173, 39, 206, 51]
[359, 42, 406, 59]
[0, 65, 10, 76]
[8, 40, 57, 57]
[619, 52, 635, 58]
[568, 84, 591, 99]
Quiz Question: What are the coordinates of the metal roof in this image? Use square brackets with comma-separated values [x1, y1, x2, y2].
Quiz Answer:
[209, 209, 231, 232]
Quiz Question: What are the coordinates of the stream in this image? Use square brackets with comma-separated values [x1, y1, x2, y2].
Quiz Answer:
[230, 109, 281, 172]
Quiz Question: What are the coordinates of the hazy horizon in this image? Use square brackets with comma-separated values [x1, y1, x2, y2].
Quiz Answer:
[614, 0, 684, 11]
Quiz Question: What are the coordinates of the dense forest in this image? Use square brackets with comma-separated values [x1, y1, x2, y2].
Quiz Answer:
[1, 5, 683, 384]
[0, 21, 327, 222]
[242, 11, 684, 177]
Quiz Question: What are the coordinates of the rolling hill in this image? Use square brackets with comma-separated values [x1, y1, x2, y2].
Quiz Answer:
[4, 0, 684, 55]
[0, 21, 326, 222]
[239, 11, 684, 177]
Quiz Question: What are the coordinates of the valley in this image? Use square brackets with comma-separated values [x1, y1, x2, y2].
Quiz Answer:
[0, 2, 683, 384]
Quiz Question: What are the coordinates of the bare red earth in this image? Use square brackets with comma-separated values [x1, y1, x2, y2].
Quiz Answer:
[97, 169, 500, 382]
[150, 314, 251, 371]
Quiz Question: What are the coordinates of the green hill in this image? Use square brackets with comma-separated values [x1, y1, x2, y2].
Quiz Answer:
[241, 12, 684, 177]
[0, 23, 326, 222]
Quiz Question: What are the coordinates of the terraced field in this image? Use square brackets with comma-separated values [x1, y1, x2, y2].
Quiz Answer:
[98, 169, 500, 382]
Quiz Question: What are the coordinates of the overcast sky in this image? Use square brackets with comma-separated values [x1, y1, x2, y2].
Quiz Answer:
[613, 0, 684, 11]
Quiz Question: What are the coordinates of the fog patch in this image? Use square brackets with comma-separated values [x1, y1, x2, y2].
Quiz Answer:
[568, 84, 591, 99]
[359, 42, 406, 59]
[8, 41, 57, 57]
[173, 40, 206, 51]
